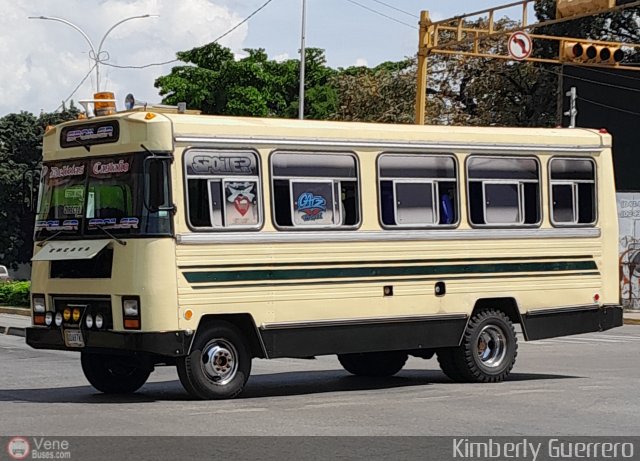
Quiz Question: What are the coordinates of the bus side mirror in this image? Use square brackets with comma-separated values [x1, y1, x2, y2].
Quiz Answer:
[143, 155, 175, 213]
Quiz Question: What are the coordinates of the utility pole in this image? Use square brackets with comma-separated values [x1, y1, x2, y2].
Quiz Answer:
[564, 86, 578, 128]
[298, 0, 307, 120]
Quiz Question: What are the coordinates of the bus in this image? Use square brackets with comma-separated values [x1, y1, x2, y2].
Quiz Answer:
[26, 94, 623, 399]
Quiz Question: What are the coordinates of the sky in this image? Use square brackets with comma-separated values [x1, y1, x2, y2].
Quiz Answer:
[0, 0, 529, 116]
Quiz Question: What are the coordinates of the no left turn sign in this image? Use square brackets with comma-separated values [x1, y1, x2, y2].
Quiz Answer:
[508, 31, 533, 60]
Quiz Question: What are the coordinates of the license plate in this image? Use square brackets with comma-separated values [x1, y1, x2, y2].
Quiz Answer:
[63, 329, 85, 348]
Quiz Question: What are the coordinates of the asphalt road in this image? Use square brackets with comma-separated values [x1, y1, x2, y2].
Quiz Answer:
[1, 327, 639, 437]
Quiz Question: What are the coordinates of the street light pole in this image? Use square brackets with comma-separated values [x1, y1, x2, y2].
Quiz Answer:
[28, 14, 157, 93]
[298, 0, 307, 120]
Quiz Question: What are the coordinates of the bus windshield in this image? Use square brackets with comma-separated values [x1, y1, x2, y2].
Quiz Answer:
[35, 153, 172, 240]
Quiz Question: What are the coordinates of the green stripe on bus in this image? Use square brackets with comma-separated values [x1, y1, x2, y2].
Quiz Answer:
[183, 260, 598, 284]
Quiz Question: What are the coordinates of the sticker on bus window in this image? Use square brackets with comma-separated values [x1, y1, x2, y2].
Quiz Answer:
[225, 182, 258, 226]
[48, 164, 85, 179]
[92, 159, 130, 176]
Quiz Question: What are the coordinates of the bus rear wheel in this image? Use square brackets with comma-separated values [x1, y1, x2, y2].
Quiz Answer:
[437, 309, 517, 383]
[177, 322, 251, 400]
[338, 351, 408, 377]
[81, 352, 151, 394]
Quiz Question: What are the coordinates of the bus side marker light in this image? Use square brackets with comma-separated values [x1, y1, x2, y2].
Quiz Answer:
[383, 286, 393, 296]
[594, 293, 600, 302]
[144, 112, 156, 120]
[184, 309, 193, 321]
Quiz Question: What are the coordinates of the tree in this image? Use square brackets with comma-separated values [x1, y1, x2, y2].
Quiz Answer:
[155, 43, 337, 119]
[330, 59, 416, 123]
[0, 106, 79, 270]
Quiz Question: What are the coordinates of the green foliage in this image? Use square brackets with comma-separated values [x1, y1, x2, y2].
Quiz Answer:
[155, 43, 337, 119]
[330, 59, 417, 123]
[0, 105, 80, 270]
[0, 280, 30, 306]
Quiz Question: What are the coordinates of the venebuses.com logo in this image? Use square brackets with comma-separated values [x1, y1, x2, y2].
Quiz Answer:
[6, 437, 30, 460]
[5, 436, 71, 460]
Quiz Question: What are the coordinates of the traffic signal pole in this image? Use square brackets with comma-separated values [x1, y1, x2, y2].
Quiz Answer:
[415, 0, 640, 124]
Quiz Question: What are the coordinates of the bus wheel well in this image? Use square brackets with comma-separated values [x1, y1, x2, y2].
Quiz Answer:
[471, 298, 522, 325]
[194, 314, 266, 359]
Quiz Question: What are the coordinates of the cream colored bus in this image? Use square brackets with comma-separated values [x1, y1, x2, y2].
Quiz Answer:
[26, 99, 623, 399]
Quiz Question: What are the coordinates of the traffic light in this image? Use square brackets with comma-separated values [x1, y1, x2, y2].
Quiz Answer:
[556, 0, 615, 18]
[561, 41, 624, 64]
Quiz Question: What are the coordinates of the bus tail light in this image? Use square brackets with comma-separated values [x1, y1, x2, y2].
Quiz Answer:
[122, 297, 141, 330]
[32, 295, 46, 325]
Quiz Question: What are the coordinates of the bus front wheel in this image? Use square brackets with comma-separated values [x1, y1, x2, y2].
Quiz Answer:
[177, 322, 251, 400]
[338, 351, 408, 377]
[437, 309, 518, 383]
[81, 352, 151, 394]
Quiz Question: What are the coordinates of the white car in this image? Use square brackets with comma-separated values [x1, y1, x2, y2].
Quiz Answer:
[0, 265, 9, 281]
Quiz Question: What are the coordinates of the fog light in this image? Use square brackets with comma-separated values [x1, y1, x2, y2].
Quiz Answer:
[55, 312, 63, 327]
[85, 314, 93, 329]
[63, 308, 71, 322]
[95, 314, 104, 329]
[72, 308, 81, 322]
[45, 312, 53, 326]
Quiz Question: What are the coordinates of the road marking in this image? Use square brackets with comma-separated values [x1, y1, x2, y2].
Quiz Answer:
[189, 408, 267, 416]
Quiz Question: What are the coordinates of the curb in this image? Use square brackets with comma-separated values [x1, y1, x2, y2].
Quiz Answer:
[0, 306, 30, 316]
[624, 318, 640, 325]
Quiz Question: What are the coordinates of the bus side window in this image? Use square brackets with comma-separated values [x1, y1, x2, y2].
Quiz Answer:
[184, 150, 262, 230]
[549, 158, 596, 226]
[378, 153, 457, 228]
[271, 152, 360, 229]
[467, 156, 540, 227]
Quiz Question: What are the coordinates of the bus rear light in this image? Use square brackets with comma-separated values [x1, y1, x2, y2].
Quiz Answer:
[54, 312, 63, 327]
[63, 308, 71, 322]
[95, 314, 104, 329]
[85, 314, 94, 329]
[33, 315, 45, 325]
[72, 308, 81, 322]
[45, 312, 53, 326]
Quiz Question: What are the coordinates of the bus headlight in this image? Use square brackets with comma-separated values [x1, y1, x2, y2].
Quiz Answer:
[123, 299, 139, 317]
[33, 296, 46, 313]
[85, 314, 93, 329]
[95, 314, 104, 329]
[54, 312, 63, 327]
[45, 312, 53, 326]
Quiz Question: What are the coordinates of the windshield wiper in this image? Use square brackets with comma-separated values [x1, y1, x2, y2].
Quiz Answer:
[36, 229, 75, 247]
[94, 225, 127, 246]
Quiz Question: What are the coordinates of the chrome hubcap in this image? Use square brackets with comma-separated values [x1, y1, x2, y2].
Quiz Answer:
[202, 339, 238, 385]
[476, 325, 507, 368]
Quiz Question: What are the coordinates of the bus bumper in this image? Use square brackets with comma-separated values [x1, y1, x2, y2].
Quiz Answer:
[25, 327, 192, 357]
[521, 304, 623, 341]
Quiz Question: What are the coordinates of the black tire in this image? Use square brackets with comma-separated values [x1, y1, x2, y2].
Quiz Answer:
[437, 309, 518, 383]
[177, 322, 251, 400]
[338, 351, 408, 377]
[81, 352, 151, 394]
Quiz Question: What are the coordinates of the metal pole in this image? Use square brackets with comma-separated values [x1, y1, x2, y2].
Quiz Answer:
[299, 0, 307, 120]
[415, 11, 431, 125]
[564, 86, 578, 128]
